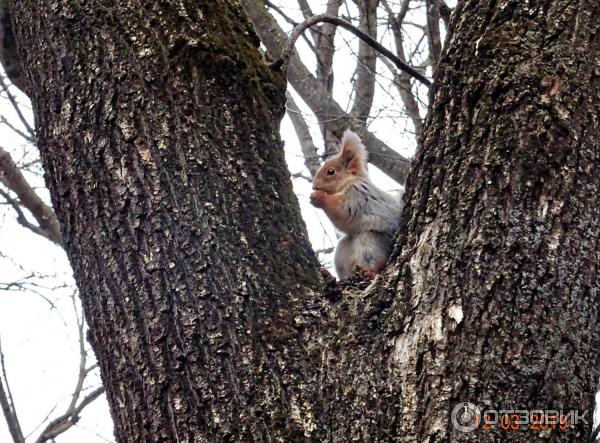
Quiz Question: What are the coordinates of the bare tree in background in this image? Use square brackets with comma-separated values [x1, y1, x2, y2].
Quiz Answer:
[244, 0, 436, 184]
[1, 0, 599, 442]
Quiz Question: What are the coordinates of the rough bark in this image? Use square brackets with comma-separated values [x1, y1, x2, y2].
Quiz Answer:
[9, 0, 600, 442]
[9, 1, 325, 440]
[387, 0, 600, 440]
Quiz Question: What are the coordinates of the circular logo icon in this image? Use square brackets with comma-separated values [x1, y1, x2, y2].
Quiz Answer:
[451, 402, 481, 433]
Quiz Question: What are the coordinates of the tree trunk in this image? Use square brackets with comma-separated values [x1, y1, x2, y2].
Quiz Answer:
[388, 0, 600, 440]
[9, 0, 599, 442]
[9, 1, 326, 440]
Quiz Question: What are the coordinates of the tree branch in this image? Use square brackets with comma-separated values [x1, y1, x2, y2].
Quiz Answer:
[35, 387, 105, 443]
[0, 73, 34, 138]
[34, 293, 105, 443]
[296, 0, 314, 20]
[425, 0, 442, 67]
[349, 0, 378, 124]
[381, 0, 424, 136]
[269, 14, 431, 87]
[0, 188, 60, 244]
[285, 91, 320, 177]
[0, 146, 62, 245]
[243, 0, 411, 183]
[0, 338, 25, 443]
[264, 0, 318, 55]
[293, 0, 343, 151]
[439, 1, 452, 27]
[0, 115, 34, 143]
[314, 0, 342, 94]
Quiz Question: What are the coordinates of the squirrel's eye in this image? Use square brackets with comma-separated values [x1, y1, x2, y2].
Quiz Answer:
[327, 168, 335, 176]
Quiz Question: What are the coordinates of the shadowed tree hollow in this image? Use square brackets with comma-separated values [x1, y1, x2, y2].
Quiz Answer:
[7, 0, 600, 441]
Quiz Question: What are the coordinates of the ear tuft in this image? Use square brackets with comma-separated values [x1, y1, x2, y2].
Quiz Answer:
[340, 129, 368, 173]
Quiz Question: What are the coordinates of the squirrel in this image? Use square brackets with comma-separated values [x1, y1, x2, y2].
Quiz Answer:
[309, 129, 404, 279]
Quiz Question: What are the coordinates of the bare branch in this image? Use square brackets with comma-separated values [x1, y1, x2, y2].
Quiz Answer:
[381, 0, 423, 138]
[378, 55, 423, 134]
[264, 0, 318, 55]
[0, 115, 34, 143]
[296, 0, 314, 20]
[0, 73, 34, 138]
[381, 0, 411, 26]
[425, 0, 442, 67]
[265, 0, 298, 26]
[0, 337, 25, 443]
[380, 0, 424, 136]
[314, 0, 342, 94]
[286, 91, 320, 177]
[269, 14, 431, 87]
[28, 292, 106, 442]
[0, 146, 63, 245]
[349, 0, 378, 124]
[0, 187, 61, 243]
[315, 247, 334, 255]
[294, 0, 343, 150]
[243, 0, 411, 183]
[35, 387, 105, 443]
[66, 292, 89, 413]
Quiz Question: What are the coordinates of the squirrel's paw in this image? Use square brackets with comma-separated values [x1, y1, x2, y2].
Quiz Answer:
[354, 265, 378, 280]
[309, 190, 328, 208]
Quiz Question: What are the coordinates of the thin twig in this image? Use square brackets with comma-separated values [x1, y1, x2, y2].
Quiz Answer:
[315, 247, 334, 255]
[286, 91, 320, 177]
[0, 187, 59, 243]
[35, 292, 106, 442]
[0, 116, 35, 144]
[591, 422, 600, 442]
[0, 73, 35, 139]
[0, 337, 26, 443]
[35, 387, 105, 443]
[25, 402, 61, 440]
[269, 14, 431, 87]
[67, 292, 88, 413]
[264, 0, 318, 55]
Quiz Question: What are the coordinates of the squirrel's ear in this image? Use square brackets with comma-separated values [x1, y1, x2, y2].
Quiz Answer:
[340, 129, 368, 174]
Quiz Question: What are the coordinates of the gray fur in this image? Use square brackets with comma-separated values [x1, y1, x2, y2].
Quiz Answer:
[335, 177, 403, 278]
